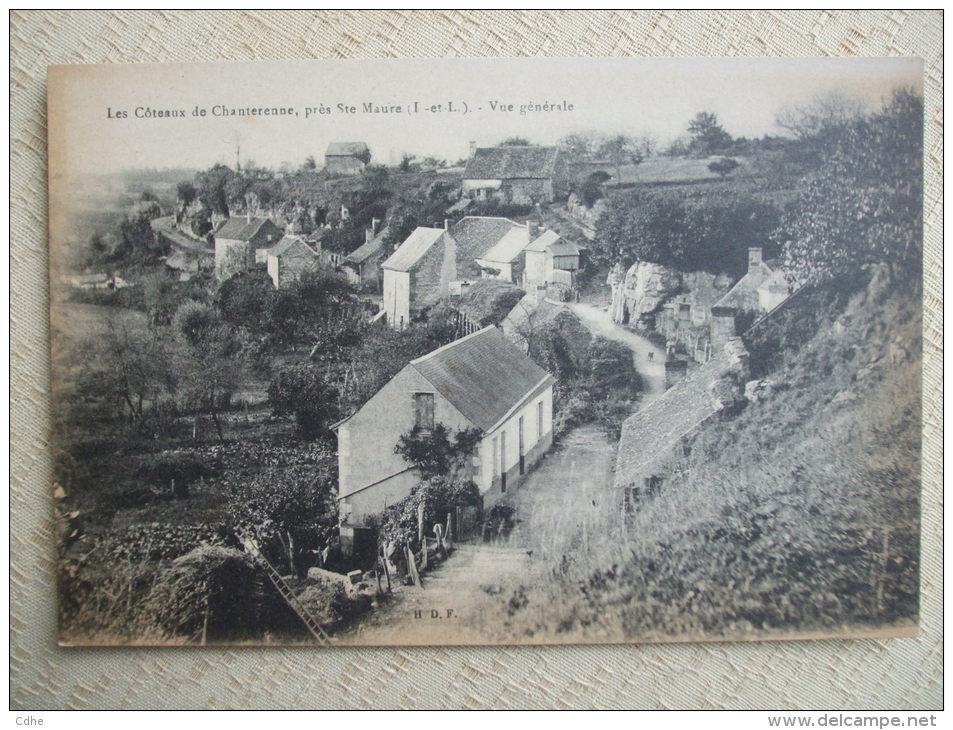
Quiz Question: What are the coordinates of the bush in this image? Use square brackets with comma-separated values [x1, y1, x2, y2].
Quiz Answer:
[377, 477, 481, 553]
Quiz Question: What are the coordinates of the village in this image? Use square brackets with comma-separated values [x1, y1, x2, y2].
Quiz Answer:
[53, 92, 922, 645]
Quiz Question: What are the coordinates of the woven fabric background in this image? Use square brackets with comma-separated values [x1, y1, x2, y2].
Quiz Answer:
[10, 10, 943, 710]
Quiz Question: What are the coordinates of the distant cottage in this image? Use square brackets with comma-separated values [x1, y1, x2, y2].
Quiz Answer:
[523, 229, 582, 290]
[213, 215, 283, 280]
[334, 326, 555, 550]
[462, 144, 568, 204]
[266, 236, 320, 288]
[381, 216, 530, 329]
[343, 219, 388, 290]
[325, 142, 370, 175]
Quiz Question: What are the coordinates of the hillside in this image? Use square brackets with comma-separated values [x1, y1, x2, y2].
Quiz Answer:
[492, 267, 921, 642]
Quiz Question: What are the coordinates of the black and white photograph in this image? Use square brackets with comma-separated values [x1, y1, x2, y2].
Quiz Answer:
[47, 56, 923, 648]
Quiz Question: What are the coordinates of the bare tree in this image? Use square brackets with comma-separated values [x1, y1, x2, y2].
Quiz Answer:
[775, 90, 864, 139]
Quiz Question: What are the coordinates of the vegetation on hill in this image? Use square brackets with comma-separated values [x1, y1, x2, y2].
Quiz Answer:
[491, 269, 920, 641]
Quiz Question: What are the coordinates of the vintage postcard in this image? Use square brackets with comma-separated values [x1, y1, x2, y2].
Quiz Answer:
[48, 57, 923, 647]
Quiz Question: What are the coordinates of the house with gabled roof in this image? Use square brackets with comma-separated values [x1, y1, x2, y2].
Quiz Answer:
[266, 236, 320, 288]
[213, 215, 284, 280]
[343, 221, 389, 290]
[381, 216, 532, 329]
[334, 326, 555, 541]
[523, 229, 583, 289]
[463, 145, 568, 204]
[325, 142, 370, 175]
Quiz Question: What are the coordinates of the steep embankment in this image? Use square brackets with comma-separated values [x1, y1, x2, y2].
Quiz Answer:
[499, 268, 921, 642]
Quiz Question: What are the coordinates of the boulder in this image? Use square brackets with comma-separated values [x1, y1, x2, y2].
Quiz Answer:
[610, 261, 682, 324]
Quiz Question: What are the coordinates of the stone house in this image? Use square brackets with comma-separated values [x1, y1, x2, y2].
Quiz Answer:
[614, 338, 749, 519]
[213, 216, 283, 280]
[334, 326, 555, 547]
[324, 142, 370, 175]
[343, 221, 388, 290]
[381, 217, 531, 329]
[462, 144, 568, 204]
[266, 236, 320, 288]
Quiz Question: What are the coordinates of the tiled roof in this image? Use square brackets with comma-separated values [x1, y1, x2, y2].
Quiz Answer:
[381, 227, 445, 272]
[410, 326, 554, 432]
[464, 146, 559, 180]
[525, 229, 561, 253]
[269, 236, 316, 258]
[448, 217, 522, 275]
[613, 350, 732, 489]
[325, 142, 369, 157]
[214, 217, 277, 242]
[480, 226, 531, 264]
[715, 261, 775, 310]
[345, 226, 390, 264]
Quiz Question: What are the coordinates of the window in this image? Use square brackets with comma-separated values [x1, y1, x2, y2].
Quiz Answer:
[537, 400, 544, 438]
[413, 393, 434, 431]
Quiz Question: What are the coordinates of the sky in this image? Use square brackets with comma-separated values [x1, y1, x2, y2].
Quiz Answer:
[48, 57, 922, 177]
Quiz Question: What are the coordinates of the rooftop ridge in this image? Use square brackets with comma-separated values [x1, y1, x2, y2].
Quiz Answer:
[409, 325, 496, 365]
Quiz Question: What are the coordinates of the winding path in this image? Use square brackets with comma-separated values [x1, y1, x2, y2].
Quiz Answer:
[568, 302, 666, 398]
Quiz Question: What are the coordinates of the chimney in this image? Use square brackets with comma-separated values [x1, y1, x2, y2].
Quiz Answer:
[748, 247, 763, 272]
[527, 220, 540, 239]
[469, 140, 476, 158]
[246, 208, 252, 224]
[444, 218, 449, 231]
[372, 217, 380, 234]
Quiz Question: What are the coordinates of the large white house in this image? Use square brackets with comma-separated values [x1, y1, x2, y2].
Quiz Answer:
[333, 326, 555, 550]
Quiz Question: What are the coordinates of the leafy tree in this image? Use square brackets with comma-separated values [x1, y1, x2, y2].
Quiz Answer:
[594, 188, 780, 276]
[586, 337, 641, 400]
[687, 111, 733, 156]
[394, 423, 483, 481]
[196, 164, 235, 216]
[172, 301, 241, 442]
[176, 181, 197, 208]
[215, 269, 275, 332]
[115, 200, 164, 264]
[398, 153, 417, 172]
[500, 136, 530, 146]
[224, 458, 338, 575]
[302, 155, 317, 171]
[776, 89, 922, 286]
[267, 362, 341, 440]
[578, 171, 610, 207]
[598, 135, 643, 184]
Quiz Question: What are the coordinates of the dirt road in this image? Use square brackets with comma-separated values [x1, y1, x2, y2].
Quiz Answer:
[568, 302, 666, 398]
[335, 426, 617, 645]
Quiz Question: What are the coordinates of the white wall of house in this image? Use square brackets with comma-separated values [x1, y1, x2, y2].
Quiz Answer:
[524, 249, 548, 287]
[337, 365, 474, 526]
[383, 268, 411, 329]
[215, 238, 250, 279]
[477, 383, 553, 498]
[462, 179, 502, 196]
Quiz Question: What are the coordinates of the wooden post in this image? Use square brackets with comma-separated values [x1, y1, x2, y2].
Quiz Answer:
[406, 545, 422, 587]
[417, 502, 425, 544]
[420, 537, 428, 571]
[445, 512, 453, 551]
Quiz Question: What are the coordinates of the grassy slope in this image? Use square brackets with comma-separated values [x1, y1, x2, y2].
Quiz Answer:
[497, 268, 921, 642]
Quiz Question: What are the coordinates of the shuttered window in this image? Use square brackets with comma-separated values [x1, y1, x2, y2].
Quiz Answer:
[413, 393, 435, 431]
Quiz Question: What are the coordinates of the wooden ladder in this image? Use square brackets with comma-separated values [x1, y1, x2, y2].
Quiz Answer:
[239, 533, 332, 646]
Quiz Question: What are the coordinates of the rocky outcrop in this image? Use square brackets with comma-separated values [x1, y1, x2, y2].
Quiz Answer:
[609, 261, 682, 325]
